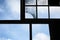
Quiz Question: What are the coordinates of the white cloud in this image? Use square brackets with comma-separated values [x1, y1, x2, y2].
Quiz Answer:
[8, 39, 12, 40]
[0, 37, 12, 40]
[25, 13, 34, 18]
[33, 33, 50, 40]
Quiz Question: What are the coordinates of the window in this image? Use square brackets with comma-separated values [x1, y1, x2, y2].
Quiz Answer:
[25, 0, 36, 5]
[32, 24, 50, 40]
[0, 24, 29, 40]
[37, 6, 48, 18]
[25, 6, 36, 18]
[0, 0, 57, 40]
[0, 0, 20, 20]
[25, 0, 48, 19]
[37, 0, 48, 5]
[50, 6, 60, 18]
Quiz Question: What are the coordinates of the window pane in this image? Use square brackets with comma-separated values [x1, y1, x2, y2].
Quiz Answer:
[0, 24, 29, 40]
[25, 0, 36, 5]
[25, 6, 36, 19]
[50, 7, 60, 18]
[0, 0, 20, 20]
[32, 24, 50, 40]
[37, 0, 48, 5]
[37, 6, 48, 18]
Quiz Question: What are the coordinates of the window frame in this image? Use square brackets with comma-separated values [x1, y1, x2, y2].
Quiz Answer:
[0, 0, 58, 40]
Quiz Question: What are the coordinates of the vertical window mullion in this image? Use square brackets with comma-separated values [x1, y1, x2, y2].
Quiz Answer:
[48, 0, 50, 19]
[21, 0, 25, 20]
[48, 6, 50, 19]
[30, 24, 32, 40]
[36, 0, 37, 19]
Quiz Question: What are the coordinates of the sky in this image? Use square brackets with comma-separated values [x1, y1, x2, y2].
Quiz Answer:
[25, 0, 48, 5]
[0, 24, 29, 40]
[50, 6, 60, 18]
[25, 7, 48, 18]
[0, 24, 50, 40]
[32, 24, 50, 40]
[0, 0, 20, 20]
[37, 6, 48, 18]
[25, 0, 60, 19]
[25, 6, 60, 19]
[25, 7, 36, 18]
[25, 0, 48, 19]
[0, 0, 59, 20]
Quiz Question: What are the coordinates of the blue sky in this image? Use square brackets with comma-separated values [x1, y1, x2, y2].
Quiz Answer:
[0, 0, 20, 20]
[32, 24, 50, 40]
[0, 24, 29, 40]
[0, 24, 50, 40]
[37, 6, 48, 18]
[50, 6, 60, 18]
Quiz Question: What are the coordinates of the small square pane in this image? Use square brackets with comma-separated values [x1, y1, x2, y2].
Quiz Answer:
[32, 24, 50, 40]
[25, 6, 36, 19]
[0, 24, 29, 40]
[37, 6, 48, 18]
[37, 0, 48, 5]
[0, 0, 20, 20]
[25, 0, 36, 5]
[50, 7, 60, 18]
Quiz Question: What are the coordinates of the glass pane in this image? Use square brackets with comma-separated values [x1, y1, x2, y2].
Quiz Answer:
[25, 6, 36, 19]
[32, 24, 50, 40]
[38, 6, 48, 18]
[25, 0, 36, 5]
[0, 0, 20, 20]
[0, 24, 29, 40]
[50, 7, 60, 18]
[37, 0, 48, 5]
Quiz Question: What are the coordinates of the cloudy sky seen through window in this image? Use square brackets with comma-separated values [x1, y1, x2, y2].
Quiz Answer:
[32, 24, 50, 40]
[0, 24, 50, 40]
[0, 0, 20, 20]
[0, 24, 29, 40]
